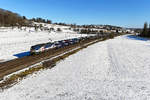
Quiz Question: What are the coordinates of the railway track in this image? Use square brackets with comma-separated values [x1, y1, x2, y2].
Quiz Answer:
[0, 38, 102, 80]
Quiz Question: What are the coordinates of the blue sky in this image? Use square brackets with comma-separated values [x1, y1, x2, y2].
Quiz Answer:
[0, 0, 150, 28]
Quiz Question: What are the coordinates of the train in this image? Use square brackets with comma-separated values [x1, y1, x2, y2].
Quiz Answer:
[30, 35, 99, 55]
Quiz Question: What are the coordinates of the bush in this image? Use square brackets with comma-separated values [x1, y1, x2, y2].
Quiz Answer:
[57, 28, 62, 32]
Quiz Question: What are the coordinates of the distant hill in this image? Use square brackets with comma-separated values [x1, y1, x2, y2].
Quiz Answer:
[0, 8, 53, 27]
[0, 8, 127, 31]
[0, 8, 28, 27]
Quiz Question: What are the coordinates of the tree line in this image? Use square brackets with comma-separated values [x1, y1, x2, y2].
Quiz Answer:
[140, 22, 150, 37]
[0, 8, 52, 27]
[0, 7, 123, 31]
[0, 8, 27, 27]
[30, 18, 52, 24]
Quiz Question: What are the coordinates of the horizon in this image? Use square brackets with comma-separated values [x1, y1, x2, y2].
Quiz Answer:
[0, 0, 150, 28]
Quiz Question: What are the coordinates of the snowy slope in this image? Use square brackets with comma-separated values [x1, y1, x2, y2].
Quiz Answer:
[0, 26, 87, 61]
[1, 35, 150, 100]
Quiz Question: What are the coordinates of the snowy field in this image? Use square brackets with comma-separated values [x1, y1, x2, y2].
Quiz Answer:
[1, 35, 150, 100]
[0, 26, 87, 61]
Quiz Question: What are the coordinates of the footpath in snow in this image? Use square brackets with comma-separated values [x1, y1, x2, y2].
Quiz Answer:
[1, 35, 150, 100]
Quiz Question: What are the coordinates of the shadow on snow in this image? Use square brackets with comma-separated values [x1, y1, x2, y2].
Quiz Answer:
[126, 35, 150, 41]
[13, 51, 31, 58]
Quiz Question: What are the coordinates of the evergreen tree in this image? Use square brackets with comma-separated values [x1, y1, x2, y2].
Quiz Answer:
[141, 22, 148, 37]
[148, 24, 150, 37]
[23, 16, 26, 20]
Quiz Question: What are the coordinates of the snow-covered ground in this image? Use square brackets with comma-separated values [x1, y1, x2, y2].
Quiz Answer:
[1, 35, 150, 99]
[0, 26, 87, 61]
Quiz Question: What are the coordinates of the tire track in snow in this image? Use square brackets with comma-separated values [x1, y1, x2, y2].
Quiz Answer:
[106, 39, 131, 80]
[103, 36, 150, 99]
[107, 36, 150, 81]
